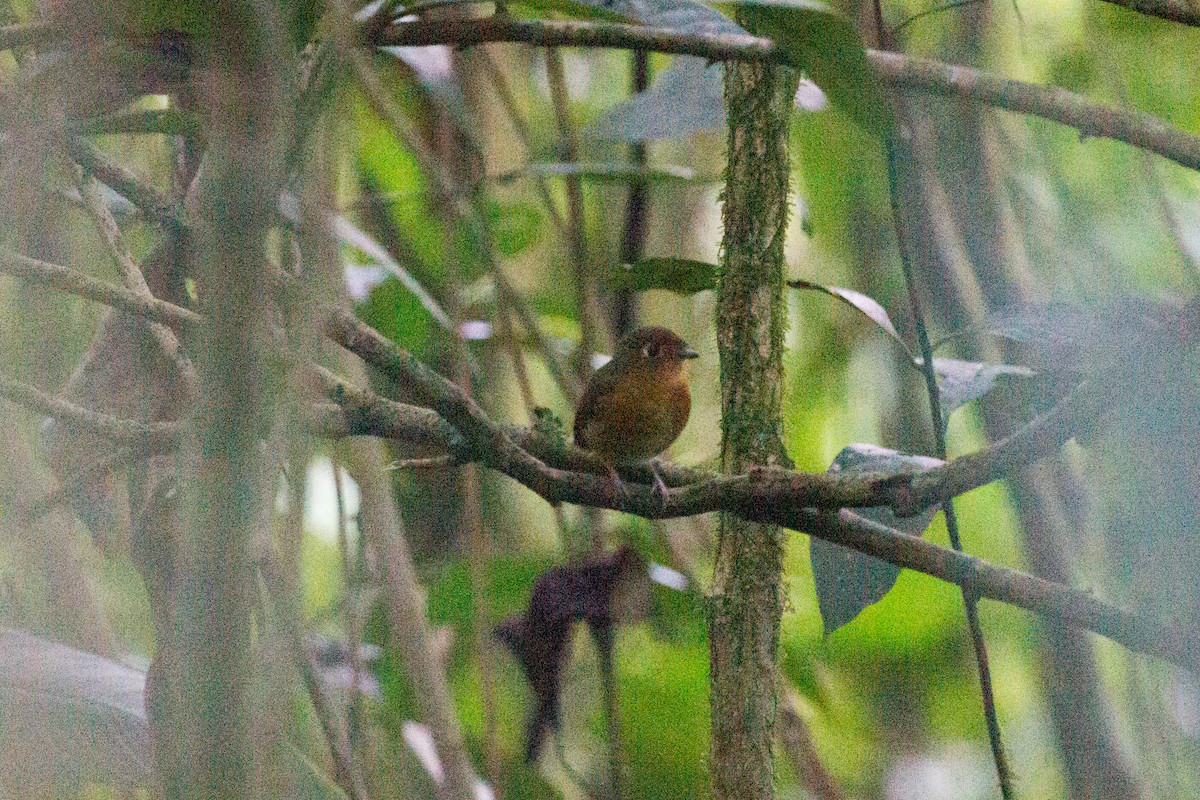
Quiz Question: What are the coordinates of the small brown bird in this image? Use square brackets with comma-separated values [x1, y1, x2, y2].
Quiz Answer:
[574, 327, 699, 500]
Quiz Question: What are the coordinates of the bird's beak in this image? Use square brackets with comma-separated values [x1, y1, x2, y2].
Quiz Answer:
[680, 345, 700, 360]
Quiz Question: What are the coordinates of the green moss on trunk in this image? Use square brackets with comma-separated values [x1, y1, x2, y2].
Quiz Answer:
[710, 35, 797, 800]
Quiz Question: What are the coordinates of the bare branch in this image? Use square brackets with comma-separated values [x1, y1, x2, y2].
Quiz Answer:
[374, 18, 1200, 173]
[10, 243, 1193, 672]
[0, 249, 201, 330]
[66, 137, 181, 227]
[74, 171, 198, 395]
[0, 372, 183, 445]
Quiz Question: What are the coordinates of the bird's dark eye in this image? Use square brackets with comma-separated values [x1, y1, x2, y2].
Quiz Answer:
[642, 343, 655, 359]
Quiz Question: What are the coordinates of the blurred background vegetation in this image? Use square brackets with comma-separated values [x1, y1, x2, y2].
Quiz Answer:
[1, 0, 1199, 798]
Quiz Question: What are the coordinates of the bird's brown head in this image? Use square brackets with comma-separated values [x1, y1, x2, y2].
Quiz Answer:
[610, 326, 700, 375]
[574, 326, 699, 468]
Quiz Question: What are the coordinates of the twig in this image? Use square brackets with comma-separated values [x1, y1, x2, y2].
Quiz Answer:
[476, 48, 568, 236]
[374, 17, 1200, 173]
[259, 555, 372, 800]
[544, 48, 602, 379]
[66, 137, 181, 227]
[333, 463, 371, 769]
[20, 444, 165, 524]
[612, 50, 650, 339]
[0, 372, 183, 445]
[0, 249, 200, 331]
[778, 701, 845, 800]
[876, 9, 1013, 785]
[73, 171, 199, 397]
[387, 454, 456, 469]
[496, 272, 582, 405]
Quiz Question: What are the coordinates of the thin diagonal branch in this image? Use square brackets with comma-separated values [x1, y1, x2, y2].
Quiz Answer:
[0, 245, 1106, 522]
[74, 171, 198, 396]
[0, 249, 201, 330]
[0, 372, 183, 445]
[10, 334, 1199, 673]
[66, 137, 181, 228]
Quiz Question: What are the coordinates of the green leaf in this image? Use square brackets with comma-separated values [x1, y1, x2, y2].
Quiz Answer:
[574, 0, 748, 141]
[731, 0, 891, 133]
[0, 627, 151, 791]
[811, 445, 942, 635]
[486, 200, 545, 257]
[609, 258, 717, 294]
[788, 279, 904, 346]
[584, 57, 727, 141]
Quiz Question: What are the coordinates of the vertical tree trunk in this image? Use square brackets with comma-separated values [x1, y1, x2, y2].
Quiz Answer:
[163, 4, 288, 799]
[710, 47, 797, 800]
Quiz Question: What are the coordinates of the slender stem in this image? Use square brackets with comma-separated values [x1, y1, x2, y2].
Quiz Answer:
[612, 51, 650, 339]
[73, 172, 198, 396]
[882, 97, 1015, 799]
[476, 48, 568, 236]
[333, 462, 371, 772]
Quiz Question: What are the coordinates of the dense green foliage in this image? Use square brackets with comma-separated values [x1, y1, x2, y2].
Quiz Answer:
[1, 0, 1199, 798]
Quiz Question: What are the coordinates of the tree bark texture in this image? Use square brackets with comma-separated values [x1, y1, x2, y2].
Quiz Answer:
[162, 4, 289, 799]
[710, 48, 797, 800]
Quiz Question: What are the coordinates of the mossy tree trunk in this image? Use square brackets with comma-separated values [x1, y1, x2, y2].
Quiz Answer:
[710, 36, 797, 800]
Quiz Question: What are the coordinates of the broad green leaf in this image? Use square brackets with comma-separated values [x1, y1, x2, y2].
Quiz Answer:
[788, 279, 904, 346]
[957, 298, 1197, 373]
[730, 0, 891, 133]
[811, 445, 942, 635]
[0, 627, 150, 792]
[584, 57, 727, 141]
[609, 258, 717, 294]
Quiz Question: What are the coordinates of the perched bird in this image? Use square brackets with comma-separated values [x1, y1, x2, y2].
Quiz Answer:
[573, 327, 699, 500]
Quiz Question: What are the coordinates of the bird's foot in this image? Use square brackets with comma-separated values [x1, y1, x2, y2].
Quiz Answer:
[606, 465, 630, 511]
[651, 462, 670, 511]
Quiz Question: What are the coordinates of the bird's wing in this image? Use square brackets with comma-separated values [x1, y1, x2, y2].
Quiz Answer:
[572, 359, 619, 445]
